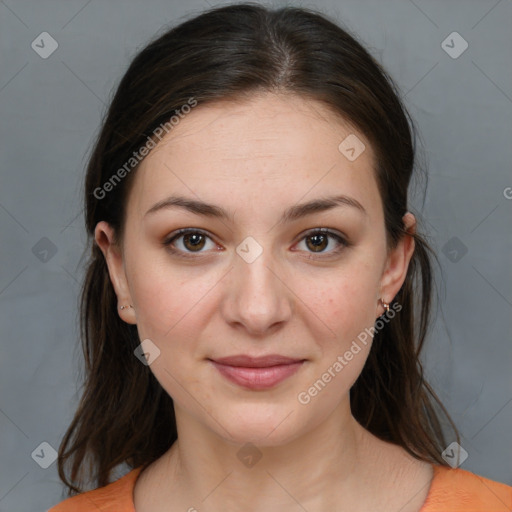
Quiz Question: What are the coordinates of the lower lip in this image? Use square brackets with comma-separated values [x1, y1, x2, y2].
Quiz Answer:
[210, 361, 304, 390]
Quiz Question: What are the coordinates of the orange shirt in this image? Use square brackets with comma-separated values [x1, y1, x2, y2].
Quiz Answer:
[48, 464, 512, 511]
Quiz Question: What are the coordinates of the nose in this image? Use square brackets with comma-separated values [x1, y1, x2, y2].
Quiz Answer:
[220, 248, 293, 337]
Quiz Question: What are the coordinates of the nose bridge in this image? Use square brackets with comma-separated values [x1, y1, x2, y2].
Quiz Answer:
[224, 237, 292, 333]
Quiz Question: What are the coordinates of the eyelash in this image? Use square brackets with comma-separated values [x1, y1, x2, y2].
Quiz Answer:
[162, 228, 349, 259]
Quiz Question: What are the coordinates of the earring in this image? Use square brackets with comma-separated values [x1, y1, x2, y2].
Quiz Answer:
[380, 299, 390, 313]
[119, 305, 133, 310]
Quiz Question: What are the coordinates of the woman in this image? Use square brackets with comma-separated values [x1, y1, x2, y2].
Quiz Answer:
[50, 3, 512, 511]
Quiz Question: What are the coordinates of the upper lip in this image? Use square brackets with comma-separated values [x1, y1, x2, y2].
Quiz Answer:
[210, 355, 304, 368]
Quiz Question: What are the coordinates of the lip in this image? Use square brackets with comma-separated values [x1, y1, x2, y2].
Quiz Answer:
[209, 354, 305, 390]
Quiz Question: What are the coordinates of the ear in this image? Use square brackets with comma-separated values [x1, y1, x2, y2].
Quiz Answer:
[377, 212, 416, 316]
[94, 221, 137, 325]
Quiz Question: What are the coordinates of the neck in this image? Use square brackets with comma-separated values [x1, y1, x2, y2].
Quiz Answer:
[165, 398, 369, 510]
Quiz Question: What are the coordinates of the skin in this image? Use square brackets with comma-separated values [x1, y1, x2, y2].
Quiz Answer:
[95, 92, 433, 511]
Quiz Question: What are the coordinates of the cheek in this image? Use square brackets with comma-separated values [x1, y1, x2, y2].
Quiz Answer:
[295, 279, 376, 410]
[126, 246, 218, 342]
[127, 259, 213, 402]
[296, 266, 380, 347]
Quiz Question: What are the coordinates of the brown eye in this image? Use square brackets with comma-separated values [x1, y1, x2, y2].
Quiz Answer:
[182, 233, 206, 252]
[305, 233, 329, 252]
[295, 229, 348, 257]
[163, 229, 217, 256]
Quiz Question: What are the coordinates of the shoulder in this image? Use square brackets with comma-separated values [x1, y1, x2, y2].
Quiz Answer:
[48, 467, 143, 512]
[422, 465, 512, 512]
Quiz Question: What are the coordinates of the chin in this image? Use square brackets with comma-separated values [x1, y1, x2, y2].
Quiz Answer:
[207, 401, 306, 447]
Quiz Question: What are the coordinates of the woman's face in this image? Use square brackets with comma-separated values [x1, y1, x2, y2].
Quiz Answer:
[96, 92, 415, 446]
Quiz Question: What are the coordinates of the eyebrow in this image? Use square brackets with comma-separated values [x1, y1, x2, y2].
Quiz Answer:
[144, 194, 367, 223]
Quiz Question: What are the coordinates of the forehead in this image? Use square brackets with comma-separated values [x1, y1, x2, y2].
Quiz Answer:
[128, 92, 381, 222]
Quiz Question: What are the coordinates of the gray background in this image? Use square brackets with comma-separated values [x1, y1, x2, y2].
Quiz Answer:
[1, 0, 511, 510]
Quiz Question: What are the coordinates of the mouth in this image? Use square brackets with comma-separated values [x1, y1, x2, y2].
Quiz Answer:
[208, 354, 306, 390]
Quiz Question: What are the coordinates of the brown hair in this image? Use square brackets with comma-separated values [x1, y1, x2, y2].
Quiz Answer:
[58, 2, 459, 495]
